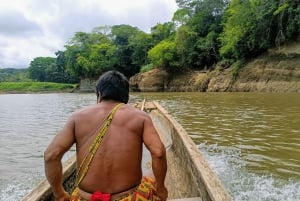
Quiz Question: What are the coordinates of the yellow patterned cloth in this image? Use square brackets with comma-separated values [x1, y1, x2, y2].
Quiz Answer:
[71, 187, 88, 201]
[70, 176, 160, 201]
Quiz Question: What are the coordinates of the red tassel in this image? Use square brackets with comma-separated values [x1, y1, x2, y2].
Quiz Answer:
[91, 191, 111, 201]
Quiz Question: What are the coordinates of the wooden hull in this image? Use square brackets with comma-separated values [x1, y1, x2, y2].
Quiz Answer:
[22, 102, 232, 201]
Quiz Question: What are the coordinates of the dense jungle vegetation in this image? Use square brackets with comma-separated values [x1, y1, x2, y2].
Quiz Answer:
[1, 0, 299, 83]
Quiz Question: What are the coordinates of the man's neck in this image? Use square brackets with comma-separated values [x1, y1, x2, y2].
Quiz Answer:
[98, 99, 121, 105]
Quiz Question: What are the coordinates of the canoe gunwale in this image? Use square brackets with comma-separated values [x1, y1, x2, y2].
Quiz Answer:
[152, 101, 232, 201]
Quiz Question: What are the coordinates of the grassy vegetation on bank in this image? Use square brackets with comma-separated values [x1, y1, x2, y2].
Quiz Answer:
[0, 82, 77, 93]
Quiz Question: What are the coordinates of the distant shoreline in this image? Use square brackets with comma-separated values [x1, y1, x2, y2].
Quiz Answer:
[0, 82, 77, 94]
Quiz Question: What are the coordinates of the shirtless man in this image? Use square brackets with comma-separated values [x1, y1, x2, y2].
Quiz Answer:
[44, 71, 168, 201]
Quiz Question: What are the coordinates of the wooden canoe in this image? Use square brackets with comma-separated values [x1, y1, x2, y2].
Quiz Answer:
[22, 101, 232, 201]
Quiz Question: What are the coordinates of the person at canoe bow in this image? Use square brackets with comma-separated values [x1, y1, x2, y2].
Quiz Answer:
[44, 71, 168, 201]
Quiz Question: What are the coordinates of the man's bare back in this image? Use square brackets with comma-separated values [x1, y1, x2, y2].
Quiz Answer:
[44, 71, 167, 201]
[74, 101, 146, 193]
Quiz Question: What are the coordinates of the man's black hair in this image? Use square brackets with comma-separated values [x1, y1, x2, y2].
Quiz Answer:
[95, 71, 129, 104]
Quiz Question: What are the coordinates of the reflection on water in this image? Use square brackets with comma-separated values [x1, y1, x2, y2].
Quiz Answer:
[0, 92, 299, 201]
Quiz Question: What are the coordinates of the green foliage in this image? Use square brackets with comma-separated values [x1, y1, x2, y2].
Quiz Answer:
[54, 51, 79, 83]
[28, 57, 56, 81]
[220, 0, 299, 60]
[172, 8, 191, 27]
[0, 82, 75, 92]
[140, 63, 154, 73]
[28, 56, 78, 83]
[111, 25, 140, 46]
[175, 0, 193, 9]
[111, 25, 142, 77]
[174, 25, 197, 67]
[274, 2, 289, 16]
[219, 0, 249, 59]
[65, 31, 115, 79]
[151, 22, 176, 45]
[231, 60, 245, 81]
[0, 68, 30, 82]
[64, 24, 151, 79]
[275, 0, 300, 43]
[148, 40, 178, 71]
[129, 32, 153, 67]
[174, 0, 228, 69]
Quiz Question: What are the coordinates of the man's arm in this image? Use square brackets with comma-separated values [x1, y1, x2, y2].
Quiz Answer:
[44, 116, 76, 200]
[142, 114, 168, 201]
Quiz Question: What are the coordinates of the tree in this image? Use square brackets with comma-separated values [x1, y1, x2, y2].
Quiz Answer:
[172, 8, 191, 28]
[175, 25, 197, 67]
[148, 40, 178, 72]
[151, 22, 176, 45]
[111, 25, 142, 77]
[219, 0, 298, 60]
[129, 32, 154, 67]
[64, 31, 116, 78]
[0, 68, 29, 82]
[54, 51, 79, 83]
[273, 0, 300, 44]
[78, 42, 117, 78]
[176, 0, 228, 68]
[28, 57, 56, 81]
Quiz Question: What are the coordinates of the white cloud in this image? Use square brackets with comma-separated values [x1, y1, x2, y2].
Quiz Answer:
[0, 0, 178, 68]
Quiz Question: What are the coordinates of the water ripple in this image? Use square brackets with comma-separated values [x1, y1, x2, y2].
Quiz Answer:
[1, 92, 300, 201]
[134, 92, 300, 201]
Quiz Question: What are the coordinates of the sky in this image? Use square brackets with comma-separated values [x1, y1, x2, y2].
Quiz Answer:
[0, 0, 178, 69]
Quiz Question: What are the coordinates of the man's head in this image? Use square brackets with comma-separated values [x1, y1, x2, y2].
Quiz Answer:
[96, 71, 129, 104]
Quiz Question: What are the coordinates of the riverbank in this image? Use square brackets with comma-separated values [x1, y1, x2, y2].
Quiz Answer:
[2, 43, 298, 94]
[129, 43, 300, 93]
[0, 82, 77, 94]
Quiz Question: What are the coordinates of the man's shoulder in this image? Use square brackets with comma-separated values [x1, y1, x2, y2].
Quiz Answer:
[71, 104, 98, 117]
[123, 104, 148, 115]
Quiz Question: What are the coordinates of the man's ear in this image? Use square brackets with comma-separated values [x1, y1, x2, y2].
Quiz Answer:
[97, 93, 102, 103]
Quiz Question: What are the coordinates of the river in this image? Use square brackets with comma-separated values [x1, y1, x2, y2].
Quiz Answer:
[0, 92, 299, 201]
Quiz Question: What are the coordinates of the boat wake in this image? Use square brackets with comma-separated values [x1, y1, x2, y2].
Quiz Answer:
[198, 143, 300, 201]
[0, 180, 33, 201]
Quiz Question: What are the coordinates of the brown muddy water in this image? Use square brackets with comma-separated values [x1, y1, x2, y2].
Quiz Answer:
[0, 92, 299, 201]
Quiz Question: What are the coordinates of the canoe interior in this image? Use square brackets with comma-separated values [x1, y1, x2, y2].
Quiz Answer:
[22, 101, 232, 201]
